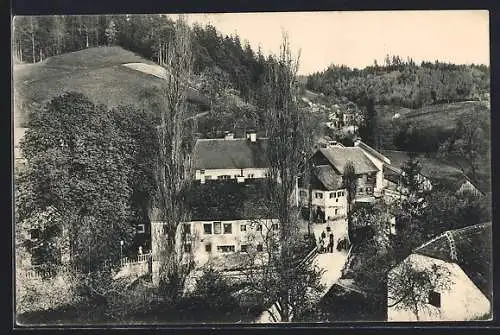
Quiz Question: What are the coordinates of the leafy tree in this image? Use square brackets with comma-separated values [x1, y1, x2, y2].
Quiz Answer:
[17, 92, 138, 270]
[105, 19, 118, 46]
[438, 108, 490, 181]
[343, 161, 358, 242]
[388, 261, 452, 320]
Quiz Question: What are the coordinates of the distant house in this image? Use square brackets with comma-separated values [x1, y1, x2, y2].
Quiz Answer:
[298, 140, 390, 225]
[192, 130, 270, 182]
[387, 222, 492, 321]
[150, 179, 279, 285]
[380, 150, 483, 199]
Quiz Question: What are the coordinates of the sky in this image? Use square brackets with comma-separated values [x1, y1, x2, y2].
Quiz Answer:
[178, 10, 489, 75]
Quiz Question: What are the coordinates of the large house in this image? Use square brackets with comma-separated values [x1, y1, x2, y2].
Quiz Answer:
[298, 139, 391, 225]
[387, 222, 492, 321]
[192, 130, 270, 182]
[150, 179, 279, 285]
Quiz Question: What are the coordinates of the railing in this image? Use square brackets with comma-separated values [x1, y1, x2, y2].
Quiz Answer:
[120, 252, 152, 267]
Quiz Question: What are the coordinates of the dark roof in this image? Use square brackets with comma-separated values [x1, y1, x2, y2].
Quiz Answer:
[414, 222, 492, 300]
[313, 165, 343, 191]
[187, 179, 277, 221]
[318, 146, 379, 175]
[193, 138, 269, 170]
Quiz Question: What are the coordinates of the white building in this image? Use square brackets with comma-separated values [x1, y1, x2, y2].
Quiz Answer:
[150, 180, 279, 285]
[298, 140, 390, 226]
[192, 130, 270, 182]
[387, 222, 492, 321]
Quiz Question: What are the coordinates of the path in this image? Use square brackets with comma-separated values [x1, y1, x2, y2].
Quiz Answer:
[255, 220, 350, 323]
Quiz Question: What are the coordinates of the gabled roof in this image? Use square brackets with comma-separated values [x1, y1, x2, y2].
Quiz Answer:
[318, 146, 379, 175]
[193, 138, 269, 170]
[354, 140, 391, 165]
[186, 179, 277, 221]
[414, 222, 492, 300]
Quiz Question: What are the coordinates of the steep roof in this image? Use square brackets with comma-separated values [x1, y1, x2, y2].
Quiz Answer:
[193, 138, 269, 170]
[414, 222, 492, 300]
[312, 165, 343, 191]
[318, 146, 379, 175]
[186, 179, 277, 221]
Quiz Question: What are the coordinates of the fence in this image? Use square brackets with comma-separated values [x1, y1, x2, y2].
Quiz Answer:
[120, 252, 152, 267]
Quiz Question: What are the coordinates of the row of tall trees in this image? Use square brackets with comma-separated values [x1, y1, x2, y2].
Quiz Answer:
[306, 57, 490, 109]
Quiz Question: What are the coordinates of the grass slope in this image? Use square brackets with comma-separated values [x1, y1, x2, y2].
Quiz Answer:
[14, 46, 209, 126]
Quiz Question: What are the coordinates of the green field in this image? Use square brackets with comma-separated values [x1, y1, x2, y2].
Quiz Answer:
[14, 46, 209, 126]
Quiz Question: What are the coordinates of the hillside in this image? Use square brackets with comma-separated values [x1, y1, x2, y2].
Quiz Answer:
[13, 46, 210, 127]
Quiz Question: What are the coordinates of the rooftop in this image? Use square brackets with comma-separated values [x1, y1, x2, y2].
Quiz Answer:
[187, 179, 277, 221]
[318, 146, 379, 175]
[414, 222, 492, 300]
[193, 137, 269, 170]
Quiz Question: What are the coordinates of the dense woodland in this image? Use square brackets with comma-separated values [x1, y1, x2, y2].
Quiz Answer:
[306, 56, 490, 109]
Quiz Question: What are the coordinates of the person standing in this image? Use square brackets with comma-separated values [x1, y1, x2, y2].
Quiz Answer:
[329, 233, 334, 253]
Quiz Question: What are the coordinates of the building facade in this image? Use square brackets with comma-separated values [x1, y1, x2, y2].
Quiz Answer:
[387, 222, 492, 321]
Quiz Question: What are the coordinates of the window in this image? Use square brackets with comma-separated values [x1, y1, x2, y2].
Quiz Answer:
[218, 175, 231, 180]
[336, 198, 339, 202]
[183, 223, 191, 235]
[248, 173, 255, 179]
[256, 224, 262, 231]
[30, 228, 39, 240]
[330, 192, 336, 198]
[326, 226, 331, 232]
[272, 223, 279, 231]
[200, 169, 205, 174]
[337, 191, 342, 197]
[257, 244, 263, 252]
[359, 187, 363, 193]
[300, 190, 307, 197]
[315, 192, 323, 199]
[241, 244, 248, 252]
[223, 223, 232, 234]
[205, 175, 212, 180]
[214, 222, 221, 234]
[335, 208, 339, 215]
[137, 224, 145, 234]
[240, 224, 247, 232]
[203, 223, 212, 234]
[265, 173, 270, 178]
[327, 216, 333, 221]
[184, 243, 192, 253]
[428, 291, 441, 308]
[205, 243, 212, 252]
[217, 245, 235, 253]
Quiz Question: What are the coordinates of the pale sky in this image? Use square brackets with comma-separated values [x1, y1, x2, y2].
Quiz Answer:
[178, 10, 489, 75]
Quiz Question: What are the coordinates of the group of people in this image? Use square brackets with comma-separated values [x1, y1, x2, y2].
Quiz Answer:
[318, 231, 335, 253]
[318, 230, 349, 253]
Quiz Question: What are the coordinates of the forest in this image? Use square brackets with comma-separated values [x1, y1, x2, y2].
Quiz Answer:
[13, 14, 271, 108]
[306, 55, 490, 109]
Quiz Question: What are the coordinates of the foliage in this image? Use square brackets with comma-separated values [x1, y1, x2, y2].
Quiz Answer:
[306, 57, 489, 109]
[387, 260, 452, 320]
[342, 160, 357, 242]
[438, 106, 490, 181]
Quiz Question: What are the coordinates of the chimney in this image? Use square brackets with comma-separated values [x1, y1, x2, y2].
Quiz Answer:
[224, 131, 234, 140]
[247, 129, 257, 143]
[247, 130, 257, 142]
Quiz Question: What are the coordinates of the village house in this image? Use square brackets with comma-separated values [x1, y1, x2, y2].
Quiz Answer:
[150, 179, 279, 285]
[192, 130, 270, 182]
[387, 222, 492, 321]
[298, 139, 390, 225]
